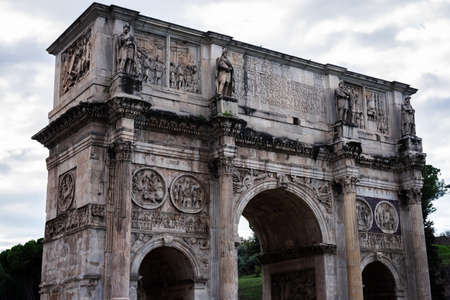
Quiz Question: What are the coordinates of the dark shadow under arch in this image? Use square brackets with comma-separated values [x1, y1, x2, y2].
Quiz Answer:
[362, 261, 396, 300]
[138, 246, 195, 300]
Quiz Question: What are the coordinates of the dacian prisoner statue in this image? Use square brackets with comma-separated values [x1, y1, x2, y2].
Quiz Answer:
[215, 48, 234, 97]
[33, 4, 431, 300]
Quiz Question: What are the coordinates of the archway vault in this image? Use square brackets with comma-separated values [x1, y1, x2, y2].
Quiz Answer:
[233, 180, 333, 245]
[361, 253, 404, 291]
[130, 236, 203, 282]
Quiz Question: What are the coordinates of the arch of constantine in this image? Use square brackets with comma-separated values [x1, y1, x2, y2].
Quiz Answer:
[33, 3, 431, 300]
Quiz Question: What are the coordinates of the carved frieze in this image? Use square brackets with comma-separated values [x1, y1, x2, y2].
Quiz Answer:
[374, 201, 399, 234]
[359, 232, 402, 251]
[170, 39, 200, 93]
[356, 198, 373, 231]
[132, 168, 167, 209]
[170, 175, 206, 214]
[45, 204, 105, 240]
[60, 29, 92, 95]
[58, 169, 76, 213]
[271, 268, 316, 300]
[131, 209, 209, 234]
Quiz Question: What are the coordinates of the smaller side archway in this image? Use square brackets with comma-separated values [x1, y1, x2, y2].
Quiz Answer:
[361, 254, 405, 300]
[130, 237, 207, 300]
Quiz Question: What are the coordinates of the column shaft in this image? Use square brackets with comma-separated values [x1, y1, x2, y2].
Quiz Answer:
[342, 176, 363, 300]
[218, 158, 237, 300]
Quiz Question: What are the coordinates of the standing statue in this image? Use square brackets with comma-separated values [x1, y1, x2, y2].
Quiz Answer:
[116, 23, 136, 75]
[215, 49, 234, 97]
[335, 80, 351, 123]
[401, 96, 416, 136]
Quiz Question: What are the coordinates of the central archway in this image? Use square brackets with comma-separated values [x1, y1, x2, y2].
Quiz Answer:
[234, 181, 333, 300]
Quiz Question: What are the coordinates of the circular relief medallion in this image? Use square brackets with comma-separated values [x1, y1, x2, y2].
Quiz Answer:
[170, 175, 206, 214]
[132, 168, 167, 209]
[58, 172, 75, 212]
[374, 201, 399, 234]
[356, 198, 373, 231]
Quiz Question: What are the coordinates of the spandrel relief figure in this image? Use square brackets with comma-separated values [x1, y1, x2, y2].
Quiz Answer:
[335, 80, 351, 124]
[402, 96, 416, 136]
[215, 48, 235, 97]
[116, 23, 136, 75]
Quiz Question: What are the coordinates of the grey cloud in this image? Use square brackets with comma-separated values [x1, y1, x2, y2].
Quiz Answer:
[0, 41, 49, 66]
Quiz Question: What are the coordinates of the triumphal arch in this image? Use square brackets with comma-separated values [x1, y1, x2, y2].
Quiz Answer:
[33, 4, 431, 300]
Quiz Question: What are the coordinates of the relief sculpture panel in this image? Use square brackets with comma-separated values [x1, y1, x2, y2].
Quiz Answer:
[271, 268, 316, 300]
[356, 198, 373, 231]
[170, 175, 206, 214]
[365, 88, 388, 134]
[132, 168, 167, 209]
[57, 168, 76, 213]
[169, 39, 200, 93]
[60, 29, 92, 95]
[374, 201, 399, 234]
[135, 33, 166, 86]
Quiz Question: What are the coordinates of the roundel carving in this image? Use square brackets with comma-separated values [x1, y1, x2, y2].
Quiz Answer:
[356, 198, 373, 231]
[170, 175, 206, 214]
[132, 168, 167, 209]
[58, 172, 75, 212]
[374, 201, 399, 234]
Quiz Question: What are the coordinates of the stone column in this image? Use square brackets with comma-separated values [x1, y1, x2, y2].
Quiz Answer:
[110, 141, 133, 300]
[340, 175, 364, 300]
[217, 154, 238, 300]
[405, 188, 431, 300]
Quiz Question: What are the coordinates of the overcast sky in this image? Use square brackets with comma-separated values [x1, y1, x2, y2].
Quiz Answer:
[0, 0, 449, 250]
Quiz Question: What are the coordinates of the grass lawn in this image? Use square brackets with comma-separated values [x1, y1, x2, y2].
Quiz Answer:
[238, 274, 262, 300]
[435, 244, 450, 265]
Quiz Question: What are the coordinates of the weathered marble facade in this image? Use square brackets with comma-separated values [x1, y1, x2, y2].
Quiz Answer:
[33, 3, 431, 300]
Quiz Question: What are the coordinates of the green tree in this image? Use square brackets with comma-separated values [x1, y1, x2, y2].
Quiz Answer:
[0, 238, 43, 300]
[238, 235, 261, 276]
[422, 165, 448, 300]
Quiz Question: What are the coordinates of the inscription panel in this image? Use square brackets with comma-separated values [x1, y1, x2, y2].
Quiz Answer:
[231, 53, 327, 118]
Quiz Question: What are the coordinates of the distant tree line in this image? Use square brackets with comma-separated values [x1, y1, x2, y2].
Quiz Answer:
[0, 238, 43, 300]
[238, 235, 261, 276]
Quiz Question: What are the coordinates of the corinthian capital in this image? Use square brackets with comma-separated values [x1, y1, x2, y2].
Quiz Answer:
[338, 175, 359, 194]
[401, 187, 422, 205]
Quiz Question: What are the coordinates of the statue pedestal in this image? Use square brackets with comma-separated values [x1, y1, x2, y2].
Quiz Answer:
[210, 95, 238, 117]
[110, 73, 143, 98]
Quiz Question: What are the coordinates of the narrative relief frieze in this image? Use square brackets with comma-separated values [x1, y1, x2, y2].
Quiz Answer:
[131, 209, 209, 234]
[45, 204, 105, 240]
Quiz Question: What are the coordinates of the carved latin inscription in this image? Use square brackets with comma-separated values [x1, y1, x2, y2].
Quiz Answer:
[271, 268, 316, 300]
[60, 29, 92, 95]
[245, 55, 326, 116]
[58, 169, 76, 213]
[132, 168, 167, 209]
[356, 198, 373, 231]
[374, 201, 399, 234]
[170, 175, 206, 214]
